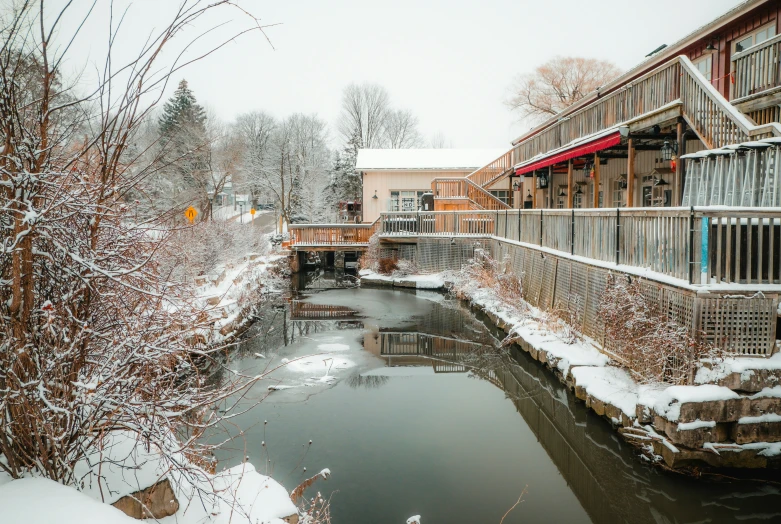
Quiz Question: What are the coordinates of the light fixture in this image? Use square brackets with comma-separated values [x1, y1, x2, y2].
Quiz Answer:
[372, 190, 378, 200]
[558, 188, 567, 197]
[525, 190, 533, 201]
[706, 40, 716, 51]
[654, 176, 669, 187]
[661, 140, 678, 161]
[617, 174, 628, 190]
[574, 185, 583, 195]
[536, 172, 549, 189]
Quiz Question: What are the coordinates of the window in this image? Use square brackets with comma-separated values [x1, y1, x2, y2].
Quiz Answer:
[489, 190, 510, 205]
[693, 55, 713, 81]
[389, 190, 426, 212]
[612, 179, 626, 207]
[734, 22, 776, 54]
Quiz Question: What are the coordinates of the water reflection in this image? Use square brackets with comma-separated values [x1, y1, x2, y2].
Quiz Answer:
[225, 284, 781, 524]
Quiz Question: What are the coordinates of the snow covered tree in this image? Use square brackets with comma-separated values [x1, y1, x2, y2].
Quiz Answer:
[323, 132, 363, 220]
[0, 0, 269, 487]
[154, 79, 211, 216]
[507, 56, 623, 123]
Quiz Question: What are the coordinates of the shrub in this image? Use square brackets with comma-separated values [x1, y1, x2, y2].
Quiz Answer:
[377, 257, 398, 275]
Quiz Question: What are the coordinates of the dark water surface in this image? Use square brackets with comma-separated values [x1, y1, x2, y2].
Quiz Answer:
[216, 272, 781, 524]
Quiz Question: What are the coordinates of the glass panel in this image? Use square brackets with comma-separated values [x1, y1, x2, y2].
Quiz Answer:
[736, 36, 753, 53]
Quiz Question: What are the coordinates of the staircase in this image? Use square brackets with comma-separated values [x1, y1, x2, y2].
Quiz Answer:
[444, 55, 781, 211]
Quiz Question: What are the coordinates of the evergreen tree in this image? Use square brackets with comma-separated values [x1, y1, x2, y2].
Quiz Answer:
[324, 131, 362, 220]
[155, 79, 210, 215]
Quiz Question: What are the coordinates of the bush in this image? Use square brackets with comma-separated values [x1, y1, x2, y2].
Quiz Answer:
[598, 274, 721, 385]
[377, 257, 398, 275]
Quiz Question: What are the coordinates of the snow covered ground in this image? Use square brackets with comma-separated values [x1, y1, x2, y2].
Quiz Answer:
[0, 432, 298, 524]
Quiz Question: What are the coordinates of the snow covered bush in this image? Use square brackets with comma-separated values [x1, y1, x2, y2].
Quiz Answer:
[447, 250, 528, 318]
[0, 1, 271, 489]
[598, 274, 722, 385]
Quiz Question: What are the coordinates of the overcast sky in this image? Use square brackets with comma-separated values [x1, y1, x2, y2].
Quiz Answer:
[56, 0, 741, 149]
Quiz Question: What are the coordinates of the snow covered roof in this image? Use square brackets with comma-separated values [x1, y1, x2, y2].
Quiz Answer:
[356, 148, 507, 171]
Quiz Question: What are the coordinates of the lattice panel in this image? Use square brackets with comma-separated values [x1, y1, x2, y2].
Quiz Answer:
[554, 259, 572, 312]
[583, 268, 607, 341]
[538, 256, 557, 311]
[699, 296, 777, 355]
[666, 289, 694, 335]
[526, 254, 543, 308]
[568, 263, 589, 330]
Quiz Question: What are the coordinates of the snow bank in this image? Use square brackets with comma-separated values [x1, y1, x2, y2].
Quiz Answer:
[570, 366, 638, 417]
[695, 352, 781, 384]
[652, 385, 740, 422]
[360, 269, 446, 290]
[0, 478, 138, 524]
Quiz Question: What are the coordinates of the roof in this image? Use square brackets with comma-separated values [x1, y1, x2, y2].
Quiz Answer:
[355, 148, 506, 171]
[511, 0, 768, 146]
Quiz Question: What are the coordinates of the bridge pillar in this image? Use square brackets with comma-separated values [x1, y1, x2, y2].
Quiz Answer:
[289, 251, 303, 273]
[334, 250, 345, 269]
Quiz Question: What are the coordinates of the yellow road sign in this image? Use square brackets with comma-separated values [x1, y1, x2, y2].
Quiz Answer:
[184, 206, 198, 223]
[250, 208, 256, 215]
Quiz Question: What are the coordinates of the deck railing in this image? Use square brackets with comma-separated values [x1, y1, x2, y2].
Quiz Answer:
[379, 208, 781, 285]
[732, 33, 781, 101]
[466, 150, 514, 188]
[431, 178, 510, 210]
[510, 56, 781, 172]
[381, 211, 496, 236]
[289, 217, 380, 246]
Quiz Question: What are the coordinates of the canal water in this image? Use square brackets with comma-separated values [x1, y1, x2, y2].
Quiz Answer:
[216, 270, 781, 524]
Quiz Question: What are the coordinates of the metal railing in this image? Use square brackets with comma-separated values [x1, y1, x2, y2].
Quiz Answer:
[732, 33, 781, 101]
[378, 208, 781, 285]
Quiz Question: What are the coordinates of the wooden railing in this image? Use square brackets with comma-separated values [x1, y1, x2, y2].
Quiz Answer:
[510, 56, 781, 172]
[466, 150, 514, 188]
[289, 217, 380, 246]
[381, 211, 496, 236]
[431, 178, 510, 210]
[378, 208, 781, 285]
[732, 33, 781, 101]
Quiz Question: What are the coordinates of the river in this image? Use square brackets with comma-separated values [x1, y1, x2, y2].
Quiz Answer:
[214, 269, 781, 524]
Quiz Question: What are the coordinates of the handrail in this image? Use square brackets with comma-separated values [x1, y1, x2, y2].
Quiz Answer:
[506, 55, 781, 175]
[465, 150, 514, 188]
[379, 207, 781, 287]
[731, 33, 781, 101]
[431, 177, 510, 210]
[289, 217, 380, 246]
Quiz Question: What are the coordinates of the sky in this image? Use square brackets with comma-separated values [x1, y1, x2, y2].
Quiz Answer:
[52, 0, 742, 149]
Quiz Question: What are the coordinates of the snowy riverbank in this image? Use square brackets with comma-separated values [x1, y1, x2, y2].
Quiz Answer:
[360, 268, 781, 469]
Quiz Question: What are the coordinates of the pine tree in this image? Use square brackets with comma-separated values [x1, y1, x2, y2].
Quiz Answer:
[155, 80, 210, 215]
[159, 79, 207, 137]
[324, 131, 363, 220]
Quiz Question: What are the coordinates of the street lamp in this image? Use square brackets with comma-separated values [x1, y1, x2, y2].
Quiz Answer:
[239, 202, 244, 224]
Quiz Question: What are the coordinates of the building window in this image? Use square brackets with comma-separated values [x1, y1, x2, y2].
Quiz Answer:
[693, 55, 713, 82]
[489, 190, 510, 204]
[612, 180, 626, 207]
[389, 190, 426, 212]
[733, 22, 776, 54]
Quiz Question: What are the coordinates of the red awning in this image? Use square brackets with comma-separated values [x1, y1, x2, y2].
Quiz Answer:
[515, 131, 622, 176]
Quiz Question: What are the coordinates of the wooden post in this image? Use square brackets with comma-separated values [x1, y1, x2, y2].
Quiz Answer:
[627, 138, 636, 208]
[548, 166, 553, 209]
[532, 172, 538, 209]
[677, 120, 686, 206]
[567, 160, 574, 209]
[593, 153, 600, 209]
